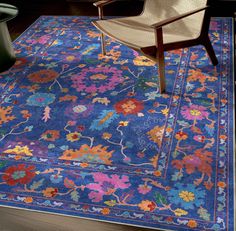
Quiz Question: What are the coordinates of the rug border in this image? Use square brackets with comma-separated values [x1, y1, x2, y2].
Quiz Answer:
[232, 15, 236, 231]
[2, 15, 235, 231]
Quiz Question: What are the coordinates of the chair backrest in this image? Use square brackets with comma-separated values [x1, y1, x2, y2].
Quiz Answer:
[142, 0, 207, 32]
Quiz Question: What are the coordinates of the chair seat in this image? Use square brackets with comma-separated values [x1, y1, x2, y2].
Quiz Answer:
[93, 14, 203, 50]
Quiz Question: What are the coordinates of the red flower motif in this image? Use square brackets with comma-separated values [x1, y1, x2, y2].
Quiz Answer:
[114, 98, 144, 115]
[2, 164, 36, 186]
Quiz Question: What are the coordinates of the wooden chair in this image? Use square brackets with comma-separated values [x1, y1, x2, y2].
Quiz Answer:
[92, 0, 218, 93]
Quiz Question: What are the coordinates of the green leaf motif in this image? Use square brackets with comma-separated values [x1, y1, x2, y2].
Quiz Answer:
[155, 193, 167, 205]
[0, 161, 7, 168]
[70, 190, 79, 202]
[197, 207, 210, 221]
[104, 200, 116, 207]
[30, 179, 45, 190]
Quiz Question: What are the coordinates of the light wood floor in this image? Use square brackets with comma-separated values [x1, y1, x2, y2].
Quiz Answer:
[0, 207, 152, 231]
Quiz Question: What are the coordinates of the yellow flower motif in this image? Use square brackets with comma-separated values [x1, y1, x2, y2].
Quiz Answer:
[51, 40, 59, 46]
[66, 55, 75, 61]
[102, 132, 112, 140]
[190, 109, 201, 116]
[161, 108, 169, 116]
[133, 56, 155, 66]
[119, 121, 129, 126]
[179, 191, 195, 202]
[61, 88, 69, 93]
[173, 208, 188, 217]
[3, 145, 33, 156]
[66, 132, 81, 142]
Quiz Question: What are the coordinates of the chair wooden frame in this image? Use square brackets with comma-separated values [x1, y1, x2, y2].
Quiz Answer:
[92, 0, 218, 93]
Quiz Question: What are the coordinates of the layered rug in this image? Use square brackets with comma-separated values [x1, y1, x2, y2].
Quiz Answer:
[0, 16, 235, 231]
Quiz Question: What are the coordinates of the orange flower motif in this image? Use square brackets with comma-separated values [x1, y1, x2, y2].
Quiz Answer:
[41, 130, 60, 141]
[0, 106, 15, 125]
[153, 170, 161, 177]
[42, 187, 58, 198]
[27, 69, 58, 83]
[87, 30, 100, 38]
[102, 132, 112, 140]
[221, 99, 228, 104]
[166, 127, 173, 133]
[24, 197, 33, 203]
[138, 200, 157, 212]
[175, 131, 188, 140]
[21, 110, 32, 119]
[14, 155, 23, 160]
[101, 208, 110, 215]
[219, 135, 227, 140]
[59, 144, 113, 165]
[119, 121, 129, 126]
[114, 98, 144, 116]
[187, 219, 198, 228]
[80, 162, 89, 168]
[217, 181, 226, 188]
[28, 84, 40, 92]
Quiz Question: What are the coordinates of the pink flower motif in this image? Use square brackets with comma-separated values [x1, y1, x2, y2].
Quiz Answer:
[38, 35, 51, 44]
[26, 35, 51, 45]
[86, 173, 130, 202]
[67, 120, 76, 126]
[138, 184, 152, 195]
[123, 157, 131, 163]
[71, 66, 123, 94]
[181, 105, 209, 121]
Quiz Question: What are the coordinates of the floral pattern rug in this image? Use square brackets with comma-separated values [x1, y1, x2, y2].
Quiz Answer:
[0, 16, 234, 231]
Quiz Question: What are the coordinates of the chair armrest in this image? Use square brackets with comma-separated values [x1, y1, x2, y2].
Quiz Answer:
[93, 0, 117, 8]
[151, 6, 209, 29]
[93, 0, 117, 19]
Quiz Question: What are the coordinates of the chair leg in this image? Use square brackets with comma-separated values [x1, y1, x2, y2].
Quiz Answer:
[155, 28, 166, 93]
[101, 33, 106, 56]
[157, 51, 166, 93]
[203, 36, 218, 66]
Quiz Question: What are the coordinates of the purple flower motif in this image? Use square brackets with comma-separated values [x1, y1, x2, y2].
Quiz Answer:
[26, 35, 51, 45]
[181, 105, 209, 121]
[71, 66, 123, 94]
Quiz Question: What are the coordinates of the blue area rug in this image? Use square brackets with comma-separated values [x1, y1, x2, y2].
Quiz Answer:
[0, 16, 235, 231]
